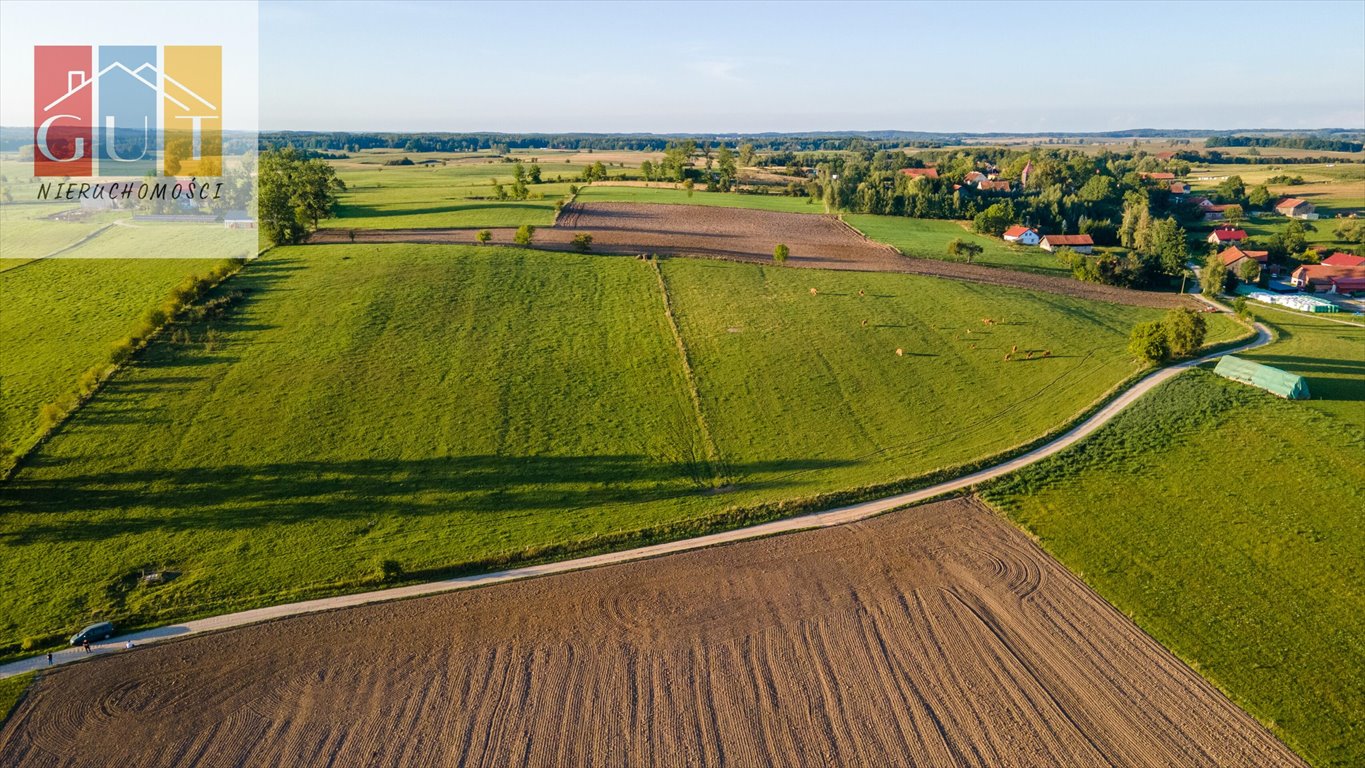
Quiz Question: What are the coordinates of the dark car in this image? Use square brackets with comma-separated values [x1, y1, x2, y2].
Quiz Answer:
[69, 622, 115, 646]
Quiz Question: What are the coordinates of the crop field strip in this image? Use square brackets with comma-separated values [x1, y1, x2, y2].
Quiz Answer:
[0, 498, 1302, 767]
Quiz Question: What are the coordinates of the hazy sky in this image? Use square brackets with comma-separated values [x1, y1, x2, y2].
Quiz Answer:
[260, 0, 1365, 133]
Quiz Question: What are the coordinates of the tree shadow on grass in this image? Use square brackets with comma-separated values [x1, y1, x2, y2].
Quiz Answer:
[0, 454, 853, 545]
[333, 202, 550, 221]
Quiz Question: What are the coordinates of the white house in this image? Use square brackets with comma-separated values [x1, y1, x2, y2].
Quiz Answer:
[1002, 225, 1040, 246]
[1039, 234, 1094, 254]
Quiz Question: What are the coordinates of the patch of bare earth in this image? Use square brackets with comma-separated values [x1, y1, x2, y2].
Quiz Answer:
[309, 203, 1190, 308]
[0, 498, 1300, 767]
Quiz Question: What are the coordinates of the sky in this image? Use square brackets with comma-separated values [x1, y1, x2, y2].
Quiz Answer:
[256, 0, 1365, 133]
[2, 1, 1362, 134]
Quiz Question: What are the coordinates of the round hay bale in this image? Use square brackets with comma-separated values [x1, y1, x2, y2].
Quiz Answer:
[809, 287, 818, 296]
[895, 348, 904, 357]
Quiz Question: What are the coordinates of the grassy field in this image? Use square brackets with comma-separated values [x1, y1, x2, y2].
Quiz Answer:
[0, 672, 32, 726]
[843, 214, 1070, 275]
[576, 183, 826, 213]
[982, 312, 1365, 767]
[0, 257, 222, 448]
[0, 243, 1228, 654]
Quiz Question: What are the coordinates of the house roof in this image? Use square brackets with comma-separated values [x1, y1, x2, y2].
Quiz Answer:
[978, 180, 1011, 191]
[1170, 182, 1189, 193]
[1041, 234, 1094, 246]
[1219, 247, 1269, 266]
[1323, 252, 1365, 267]
[1002, 225, 1035, 238]
[1142, 172, 1176, 180]
[900, 167, 938, 178]
[1331, 276, 1365, 292]
[964, 171, 987, 181]
[1209, 228, 1247, 242]
[1275, 198, 1311, 210]
[1293, 264, 1365, 284]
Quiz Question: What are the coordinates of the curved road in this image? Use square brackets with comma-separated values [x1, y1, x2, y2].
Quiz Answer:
[0, 322, 1271, 680]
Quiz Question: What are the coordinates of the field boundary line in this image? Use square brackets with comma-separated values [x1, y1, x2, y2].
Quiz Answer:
[649, 258, 726, 486]
[0, 322, 1272, 680]
[0, 222, 116, 275]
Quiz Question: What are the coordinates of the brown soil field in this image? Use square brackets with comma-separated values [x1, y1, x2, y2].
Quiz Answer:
[309, 202, 1191, 308]
[0, 498, 1300, 767]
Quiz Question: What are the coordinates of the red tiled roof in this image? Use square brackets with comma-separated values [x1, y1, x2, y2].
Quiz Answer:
[1323, 252, 1365, 267]
[1002, 225, 1034, 238]
[1169, 182, 1189, 193]
[1332, 276, 1365, 292]
[1275, 198, 1310, 210]
[1142, 172, 1176, 180]
[1293, 264, 1365, 285]
[1209, 229, 1247, 242]
[978, 180, 1011, 191]
[1218, 247, 1269, 266]
[1041, 234, 1094, 246]
[900, 168, 939, 178]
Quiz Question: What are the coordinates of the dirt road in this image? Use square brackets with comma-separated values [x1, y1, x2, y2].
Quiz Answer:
[307, 202, 1193, 308]
[0, 497, 1301, 767]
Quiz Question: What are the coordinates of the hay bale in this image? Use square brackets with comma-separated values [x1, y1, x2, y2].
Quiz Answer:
[895, 348, 904, 357]
[809, 287, 818, 296]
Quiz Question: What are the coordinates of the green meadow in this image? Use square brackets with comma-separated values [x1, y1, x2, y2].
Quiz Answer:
[843, 214, 1071, 275]
[0, 243, 1225, 654]
[983, 311, 1365, 767]
[574, 183, 827, 213]
[0, 256, 221, 448]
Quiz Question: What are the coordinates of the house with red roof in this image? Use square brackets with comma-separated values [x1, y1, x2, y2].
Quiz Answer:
[1322, 252, 1365, 267]
[1002, 225, 1039, 246]
[1170, 181, 1191, 197]
[1219, 247, 1270, 281]
[1207, 228, 1248, 245]
[977, 180, 1012, 192]
[1039, 234, 1094, 254]
[963, 171, 987, 186]
[1141, 172, 1176, 181]
[1274, 198, 1317, 220]
[900, 167, 938, 179]
[1291, 264, 1365, 293]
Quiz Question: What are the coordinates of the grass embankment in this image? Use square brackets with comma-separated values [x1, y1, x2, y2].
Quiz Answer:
[0, 243, 1236, 657]
[0, 673, 33, 726]
[982, 312, 1365, 767]
[844, 214, 1072, 276]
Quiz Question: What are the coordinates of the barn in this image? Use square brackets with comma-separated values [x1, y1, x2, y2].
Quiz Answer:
[1213, 356, 1310, 400]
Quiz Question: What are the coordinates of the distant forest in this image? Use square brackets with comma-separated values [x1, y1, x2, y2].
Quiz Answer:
[1205, 135, 1363, 153]
[257, 132, 954, 154]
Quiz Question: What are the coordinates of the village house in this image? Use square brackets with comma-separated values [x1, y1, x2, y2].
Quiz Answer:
[978, 180, 1012, 192]
[1002, 225, 1040, 246]
[1169, 181, 1190, 198]
[1141, 171, 1176, 181]
[1218, 246, 1269, 281]
[900, 167, 939, 179]
[1039, 233, 1094, 254]
[1290, 264, 1365, 293]
[1207, 228, 1248, 245]
[1274, 198, 1317, 219]
[963, 171, 988, 186]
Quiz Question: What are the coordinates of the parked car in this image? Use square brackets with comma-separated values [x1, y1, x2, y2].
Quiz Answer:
[69, 621, 115, 646]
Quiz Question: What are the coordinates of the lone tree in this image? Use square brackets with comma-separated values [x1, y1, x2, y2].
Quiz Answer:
[476, 229, 492, 245]
[571, 233, 593, 252]
[1162, 307, 1207, 358]
[514, 224, 536, 246]
[1128, 321, 1169, 364]
[947, 238, 984, 264]
[773, 243, 790, 263]
[1202, 251, 1228, 298]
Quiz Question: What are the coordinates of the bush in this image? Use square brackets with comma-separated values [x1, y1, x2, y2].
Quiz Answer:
[773, 243, 790, 263]
[514, 225, 536, 246]
[375, 558, 404, 583]
[571, 233, 593, 252]
[1128, 321, 1169, 364]
[1163, 307, 1207, 358]
[476, 229, 491, 245]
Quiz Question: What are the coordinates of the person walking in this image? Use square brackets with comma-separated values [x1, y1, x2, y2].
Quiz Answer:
[46, 652, 53, 665]
[82, 638, 91, 654]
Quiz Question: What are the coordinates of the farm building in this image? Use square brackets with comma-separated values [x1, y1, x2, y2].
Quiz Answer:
[1039, 234, 1093, 254]
[1290, 264, 1365, 293]
[1207, 228, 1247, 245]
[1213, 356, 1310, 400]
[1141, 171, 1176, 181]
[963, 171, 988, 185]
[1274, 198, 1317, 219]
[223, 210, 257, 229]
[1002, 225, 1040, 245]
[1219, 246, 1269, 280]
[900, 167, 939, 179]
[978, 180, 1012, 192]
[1322, 252, 1365, 267]
[1170, 181, 1191, 197]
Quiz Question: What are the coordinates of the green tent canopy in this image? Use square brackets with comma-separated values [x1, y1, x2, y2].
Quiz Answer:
[1213, 355, 1311, 400]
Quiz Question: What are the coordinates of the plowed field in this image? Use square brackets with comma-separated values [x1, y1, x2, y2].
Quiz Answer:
[0, 498, 1299, 767]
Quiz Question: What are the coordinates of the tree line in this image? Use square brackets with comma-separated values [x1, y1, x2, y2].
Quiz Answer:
[259, 147, 345, 245]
